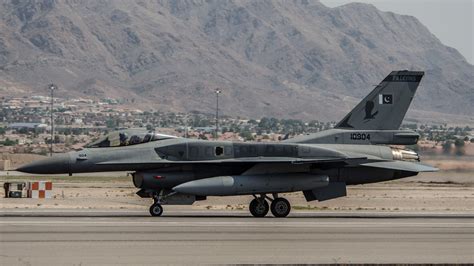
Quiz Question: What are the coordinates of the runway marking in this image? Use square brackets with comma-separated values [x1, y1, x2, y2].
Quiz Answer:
[3, 209, 472, 216]
[1, 220, 472, 228]
[2, 212, 473, 220]
[3, 238, 472, 243]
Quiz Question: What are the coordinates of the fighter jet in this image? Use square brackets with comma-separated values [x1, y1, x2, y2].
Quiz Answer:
[17, 70, 437, 217]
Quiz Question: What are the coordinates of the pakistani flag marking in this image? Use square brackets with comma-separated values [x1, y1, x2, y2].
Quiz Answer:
[379, 94, 393, 104]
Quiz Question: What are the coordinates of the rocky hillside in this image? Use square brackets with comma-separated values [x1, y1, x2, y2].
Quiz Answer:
[0, 0, 473, 123]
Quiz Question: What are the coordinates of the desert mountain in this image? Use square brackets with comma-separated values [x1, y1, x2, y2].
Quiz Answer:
[0, 0, 473, 124]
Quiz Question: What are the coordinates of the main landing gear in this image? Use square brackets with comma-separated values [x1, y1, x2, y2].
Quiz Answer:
[249, 193, 291, 218]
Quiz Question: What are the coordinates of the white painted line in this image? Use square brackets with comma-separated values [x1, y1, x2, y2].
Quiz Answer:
[1, 221, 472, 228]
[2, 210, 473, 216]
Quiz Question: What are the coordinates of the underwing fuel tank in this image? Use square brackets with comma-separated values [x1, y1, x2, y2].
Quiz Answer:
[173, 174, 329, 196]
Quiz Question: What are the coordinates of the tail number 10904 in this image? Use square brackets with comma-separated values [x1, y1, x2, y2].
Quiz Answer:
[350, 133, 371, 140]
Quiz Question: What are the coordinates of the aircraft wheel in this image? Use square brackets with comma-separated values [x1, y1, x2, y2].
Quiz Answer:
[270, 198, 291, 218]
[249, 198, 269, 217]
[149, 203, 163, 217]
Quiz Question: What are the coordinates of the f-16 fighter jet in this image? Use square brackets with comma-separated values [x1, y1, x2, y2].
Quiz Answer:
[18, 71, 437, 217]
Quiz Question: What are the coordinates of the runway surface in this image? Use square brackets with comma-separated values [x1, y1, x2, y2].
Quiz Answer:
[1, 210, 473, 264]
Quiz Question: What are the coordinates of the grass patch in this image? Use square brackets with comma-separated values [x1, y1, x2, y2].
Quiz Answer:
[293, 205, 330, 211]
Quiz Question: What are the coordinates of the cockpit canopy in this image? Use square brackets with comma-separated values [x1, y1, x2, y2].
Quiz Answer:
[85, 129, 178, 148]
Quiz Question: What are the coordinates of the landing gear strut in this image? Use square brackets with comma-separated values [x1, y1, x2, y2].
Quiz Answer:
[149, 190, 176, 217]
[249, 194, 291, 218]
[148, 190, 179, 216]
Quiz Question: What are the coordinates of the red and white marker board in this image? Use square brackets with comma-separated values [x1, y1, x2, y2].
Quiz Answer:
[28, 181, 53, 198]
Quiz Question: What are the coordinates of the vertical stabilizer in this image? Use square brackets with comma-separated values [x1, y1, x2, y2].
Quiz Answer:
[335, 70, 424, 130]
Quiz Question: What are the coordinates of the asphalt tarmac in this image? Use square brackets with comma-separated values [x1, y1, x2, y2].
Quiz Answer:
[1, 210, 473, 264]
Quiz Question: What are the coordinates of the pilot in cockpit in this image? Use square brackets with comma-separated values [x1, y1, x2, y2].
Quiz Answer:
[85, 129, 178, 148]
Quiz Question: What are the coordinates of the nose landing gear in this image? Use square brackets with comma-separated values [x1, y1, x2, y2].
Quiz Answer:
[149, 203, 163, 216]
[148, 190, 177, 217]
[149, 191, 164, 217]
[249, 194, 291, 218]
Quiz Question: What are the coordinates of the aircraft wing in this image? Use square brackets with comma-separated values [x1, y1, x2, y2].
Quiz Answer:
[96, 156, 367, 165]
[89, 144, 437, 173]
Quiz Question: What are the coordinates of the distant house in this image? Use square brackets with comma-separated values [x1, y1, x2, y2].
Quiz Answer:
[8, 123, 48, 131]
[194, 127, 215, 134]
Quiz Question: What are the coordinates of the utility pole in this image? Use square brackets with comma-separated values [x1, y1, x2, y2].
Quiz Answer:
[184, 114, 188, 139]
[215, 88, 221, 140]
[49, 84, 57, 157]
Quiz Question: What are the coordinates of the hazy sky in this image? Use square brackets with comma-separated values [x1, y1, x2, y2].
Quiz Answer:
[321, 0, 473, 64]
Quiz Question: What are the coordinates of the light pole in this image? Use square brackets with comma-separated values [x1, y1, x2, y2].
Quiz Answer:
[184, 114, 188, 139]
[215, 88, 221, 140]
[49, 84, 57, 157]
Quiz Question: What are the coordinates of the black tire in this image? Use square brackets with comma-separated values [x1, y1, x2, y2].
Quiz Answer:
[149, 203, 163, 217]
[249, 198, 269, 217]
[270, 198, 291, 218]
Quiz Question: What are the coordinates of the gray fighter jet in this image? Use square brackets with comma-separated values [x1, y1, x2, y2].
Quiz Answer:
[18, 70, 437, 217]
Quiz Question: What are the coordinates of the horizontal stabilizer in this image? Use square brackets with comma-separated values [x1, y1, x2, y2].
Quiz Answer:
[361, 161, 438, 172]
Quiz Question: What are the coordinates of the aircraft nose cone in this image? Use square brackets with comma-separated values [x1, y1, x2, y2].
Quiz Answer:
[17, 154, 71, 174]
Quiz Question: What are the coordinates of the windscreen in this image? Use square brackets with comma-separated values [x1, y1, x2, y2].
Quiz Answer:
[85, 131, 176, 148]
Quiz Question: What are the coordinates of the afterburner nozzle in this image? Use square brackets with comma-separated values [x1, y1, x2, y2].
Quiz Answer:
[391, 148, 420, 162]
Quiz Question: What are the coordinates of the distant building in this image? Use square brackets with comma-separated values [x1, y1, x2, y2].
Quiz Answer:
[193, 127, 215, 133]
[8, 123, 48, 131]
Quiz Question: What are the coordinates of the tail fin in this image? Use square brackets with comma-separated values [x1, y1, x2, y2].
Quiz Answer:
[335, 70, 424, 130]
